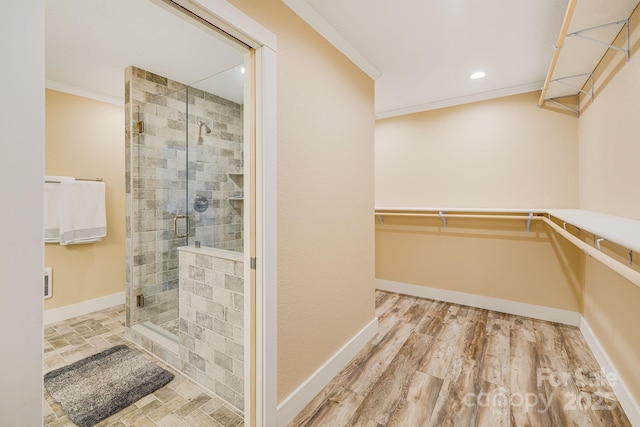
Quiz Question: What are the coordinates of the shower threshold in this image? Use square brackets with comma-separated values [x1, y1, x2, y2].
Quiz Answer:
[132, 322, 179, 354]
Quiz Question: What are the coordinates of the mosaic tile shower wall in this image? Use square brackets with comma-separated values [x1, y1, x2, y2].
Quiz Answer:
[125, 66, 244, 329]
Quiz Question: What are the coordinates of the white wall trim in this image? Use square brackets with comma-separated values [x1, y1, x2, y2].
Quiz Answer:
[257, 45, 279, 427]
[281, 0, 381, 79]
[44, 292, 125, 325]
[175, 0, 276, 50]
[276, 317, 378, 427]
[375, 81, 543, 119]
[173, 3, 278, 425]
[580, 318, 640, 426]
[46, 80, 124, 106]
[376, 279, 581, 326]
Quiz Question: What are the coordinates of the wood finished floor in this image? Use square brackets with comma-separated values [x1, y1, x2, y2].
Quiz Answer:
[290, 291, 632, 427]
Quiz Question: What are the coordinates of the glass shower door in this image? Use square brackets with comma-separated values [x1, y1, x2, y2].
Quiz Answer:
[128, 65, 246, 337]
[131, 84, 189, 336]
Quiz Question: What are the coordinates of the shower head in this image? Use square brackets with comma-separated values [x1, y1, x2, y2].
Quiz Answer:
[197, 121, 212, 134]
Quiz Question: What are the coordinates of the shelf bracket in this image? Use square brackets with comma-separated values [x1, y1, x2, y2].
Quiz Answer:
[439, 211, 447, 229]
[550, 72, 595, 100]
[544, 97, 580, 117]
[526, 212, 533, 233]
[563, 222, 582, 237]
[378, 215, 384, 225]
[567, 19, 630, 62]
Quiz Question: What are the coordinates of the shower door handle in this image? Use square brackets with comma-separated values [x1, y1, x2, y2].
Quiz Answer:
[173, 215, 189, 238]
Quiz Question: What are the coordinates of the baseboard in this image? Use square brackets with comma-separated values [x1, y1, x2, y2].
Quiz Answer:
[276, 317, 378, 427]
[44, 292, 125, 325]
[580, 318, 640, 426]
[376, 279, 582, 326]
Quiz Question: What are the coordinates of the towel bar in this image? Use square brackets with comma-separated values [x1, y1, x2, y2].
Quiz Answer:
[45, 177, 103, 183]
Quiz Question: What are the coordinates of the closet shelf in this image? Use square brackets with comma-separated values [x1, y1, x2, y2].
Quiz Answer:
[547, 209, 640, 254]
[538, 0, 638, 116]
[375, 207, 640, 288]
[375, 207, 640, 253]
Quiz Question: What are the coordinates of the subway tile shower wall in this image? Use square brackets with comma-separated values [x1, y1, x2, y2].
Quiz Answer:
[179, 250, 245, 410]
[125, 66, 244, 328]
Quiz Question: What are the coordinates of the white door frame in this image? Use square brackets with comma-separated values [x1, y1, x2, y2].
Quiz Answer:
[162, 1, 277, 425]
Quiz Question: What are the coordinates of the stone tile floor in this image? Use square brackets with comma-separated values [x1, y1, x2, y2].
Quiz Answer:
[43, 305, 244, 427]
[157, 318, 180, 336]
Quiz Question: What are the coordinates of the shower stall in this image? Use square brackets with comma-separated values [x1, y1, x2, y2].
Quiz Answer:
[124, 65, 247, 410]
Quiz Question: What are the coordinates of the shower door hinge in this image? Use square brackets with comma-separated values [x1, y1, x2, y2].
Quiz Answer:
[250, 257, 256, 269]
[136, 121, 144, 133]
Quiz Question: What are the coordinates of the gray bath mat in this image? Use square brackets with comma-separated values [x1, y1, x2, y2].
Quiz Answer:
[44, 344, 174, 427]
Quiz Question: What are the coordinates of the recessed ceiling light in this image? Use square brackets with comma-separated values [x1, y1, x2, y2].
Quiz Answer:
[470, 71, 486, 80]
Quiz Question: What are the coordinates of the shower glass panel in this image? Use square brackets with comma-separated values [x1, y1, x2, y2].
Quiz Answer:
[186, 69, 245, 253]
[129, 65, 245, 336]
[133, 84, 190, 336]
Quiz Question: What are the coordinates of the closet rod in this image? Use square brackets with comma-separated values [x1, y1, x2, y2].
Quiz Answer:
[376, 212, 540, 221]
[542, 217, 640, 289]
[538, 0, 578, 108]
[375, 211, 540, 232]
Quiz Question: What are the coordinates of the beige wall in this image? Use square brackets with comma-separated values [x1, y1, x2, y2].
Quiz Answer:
[227, 0, 376, 401]
[376, 218, 584, 312]
[45, 89, 126, 310]
[578, 5, 640, 219]
[577, 5, 640, 404]
[583, 258, 640, 401]
[374, 92, 584, 332]
[376, 91, 579, 208]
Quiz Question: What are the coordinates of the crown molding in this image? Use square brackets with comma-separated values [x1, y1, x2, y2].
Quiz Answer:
[46, 80, 124, 106]
[282, 0, 381, 80]
[376, 81, 544, 119]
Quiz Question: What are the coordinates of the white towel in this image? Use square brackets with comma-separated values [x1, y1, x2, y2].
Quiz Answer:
[44, 176, 74, 243]
[59, 181, 107, 245]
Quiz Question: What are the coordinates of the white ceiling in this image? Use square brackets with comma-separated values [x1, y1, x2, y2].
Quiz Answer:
[46, 0, 246, 105]
[47, 0, 639, 115]
[284, 0, 638, 118]
[284, 0, 568, 117]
